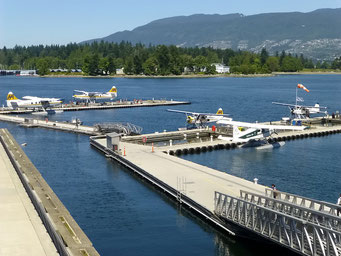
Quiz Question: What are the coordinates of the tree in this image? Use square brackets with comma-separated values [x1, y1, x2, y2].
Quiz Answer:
[194, 56, 207, 73]
[123, 56, 134, 74]
[155, 45, 171, 75]
[8, 64, 21, 70]
[205, 64, 216, 74]
[107, 56, 115, 74]
[36, 59, 49, 76]
[265, 57, 279, 72]
[99, 57, 109, 75]
[82, 54, 99, 75]
[331, 57, 341, 69]
[281, 56, 303, 72]
[260, 48, 269, 66]
[143, 57, 158, 75]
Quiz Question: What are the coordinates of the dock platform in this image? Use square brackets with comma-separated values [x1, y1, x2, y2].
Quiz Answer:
[0, 129, 99, 256]
[0, 99, 190, 115]
[0, 114, 98, 135]
[90, 120, 341, 255]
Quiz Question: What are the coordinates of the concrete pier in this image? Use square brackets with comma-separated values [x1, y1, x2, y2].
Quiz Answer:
[0, 114, 98, 135]
[0, 99, 190, 115]
[0, 129, 99, 256]
[90, 135, 267, 235]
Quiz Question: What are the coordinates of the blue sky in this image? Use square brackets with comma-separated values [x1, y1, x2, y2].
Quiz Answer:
[1, 0, 340, 48]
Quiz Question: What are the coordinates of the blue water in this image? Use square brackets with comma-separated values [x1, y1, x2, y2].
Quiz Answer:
[0, 75, 341, 255]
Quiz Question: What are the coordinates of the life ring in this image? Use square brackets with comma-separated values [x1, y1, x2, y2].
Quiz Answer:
[142, 136, 147, 143]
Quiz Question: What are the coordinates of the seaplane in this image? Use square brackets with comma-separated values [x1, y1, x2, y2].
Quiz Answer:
[216, 119, 307, 149]
[167, 108, 231, 128]
[6, 92, 63, 114]
[72, 86, 117, 102]
[272, 84, 327, 119]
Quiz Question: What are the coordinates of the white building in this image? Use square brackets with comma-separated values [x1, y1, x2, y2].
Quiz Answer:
[116, 68, 124, 75]
[213, 63, 230, 73]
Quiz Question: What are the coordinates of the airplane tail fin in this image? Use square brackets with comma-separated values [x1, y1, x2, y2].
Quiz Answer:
[108, 86, 117, 95]
[216, 108, 223, 115]
[7, 92, 18, 100]
[108, 86, 117, 98]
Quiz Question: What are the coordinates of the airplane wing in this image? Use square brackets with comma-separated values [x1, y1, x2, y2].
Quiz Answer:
[167, 109, 230, 117]
[217, 119, 306, 131]
[88, 92, 98, 97]
[273, 102, 327, 109]
[272, 102, 297, 107]
[167, 109, 199, 115]
[22, 96, 40, 100]
[73, 90, 88, 94]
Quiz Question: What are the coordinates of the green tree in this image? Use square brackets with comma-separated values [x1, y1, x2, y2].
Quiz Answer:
[194, 56, 207, 73]
[331, 57, 341, 69]
[123, 56, 134, 74]
[281, 56, 303, 72]
[205, 64, 216, 74]
[82, 54, 99, 75]
[143, 57, 158, 75]
[8, 64, 21, 70]
[99, 57, 109, 75]
[260, 48, 269, 66]
[155, 45, 171, 75]
[265, 56, 280, 72]
[36, 59, 49, 76]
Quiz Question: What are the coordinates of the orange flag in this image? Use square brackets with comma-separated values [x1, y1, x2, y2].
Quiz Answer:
[297, 84, 309, 92]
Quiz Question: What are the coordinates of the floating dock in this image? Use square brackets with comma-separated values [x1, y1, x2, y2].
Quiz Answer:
[0, 129, 99, 256]
[90, 119, 341, 255]
[0, 99, 190, 115]
[0, 114, 98, 135]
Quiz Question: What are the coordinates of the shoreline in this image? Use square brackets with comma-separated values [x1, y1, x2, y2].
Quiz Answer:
[40, 73, 276, 78]
[4, 71, 341, 79]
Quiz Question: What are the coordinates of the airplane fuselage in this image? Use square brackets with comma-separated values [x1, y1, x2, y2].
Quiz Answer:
[7, 95, 62, 109]
[72, 93, 115, 100]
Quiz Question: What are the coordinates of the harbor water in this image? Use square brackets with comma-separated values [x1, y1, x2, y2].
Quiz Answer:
[0, 75, 341, 255]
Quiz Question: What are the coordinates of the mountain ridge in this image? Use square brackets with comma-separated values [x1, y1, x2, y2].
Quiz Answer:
[81, 8, 341, 60]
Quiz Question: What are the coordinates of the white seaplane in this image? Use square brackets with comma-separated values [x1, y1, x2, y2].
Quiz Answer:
[6, 92, 63, 114]
[73, 86, 117, 102]
[272, 84, 327, 119]
[216, 119, 307, 149]
[167, 108, 231, 128]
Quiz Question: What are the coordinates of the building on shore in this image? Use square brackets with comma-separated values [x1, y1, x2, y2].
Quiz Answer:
[212, 63, 230, 73]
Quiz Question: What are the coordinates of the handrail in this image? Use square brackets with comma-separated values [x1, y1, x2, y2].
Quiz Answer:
[215, 191, 341, 256]
[240, 190, 341, 232]
[265, 188, 340, 216]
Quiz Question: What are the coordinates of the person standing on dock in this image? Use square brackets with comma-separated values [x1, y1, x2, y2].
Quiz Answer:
[271, 184, 278, 199]
[337, 193, 341, 216]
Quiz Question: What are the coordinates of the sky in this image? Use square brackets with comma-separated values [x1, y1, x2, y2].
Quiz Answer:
[1, 0, 340, 48]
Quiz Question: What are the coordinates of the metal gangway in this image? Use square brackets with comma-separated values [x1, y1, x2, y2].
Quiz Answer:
[214, 190, 341, 256]
[95, 122, 143, 135]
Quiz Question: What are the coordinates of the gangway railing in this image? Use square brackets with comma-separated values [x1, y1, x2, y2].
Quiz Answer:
[240, 190, 341, 233]
[215, 191, 341, 256]
[265, 188, 341, 217]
